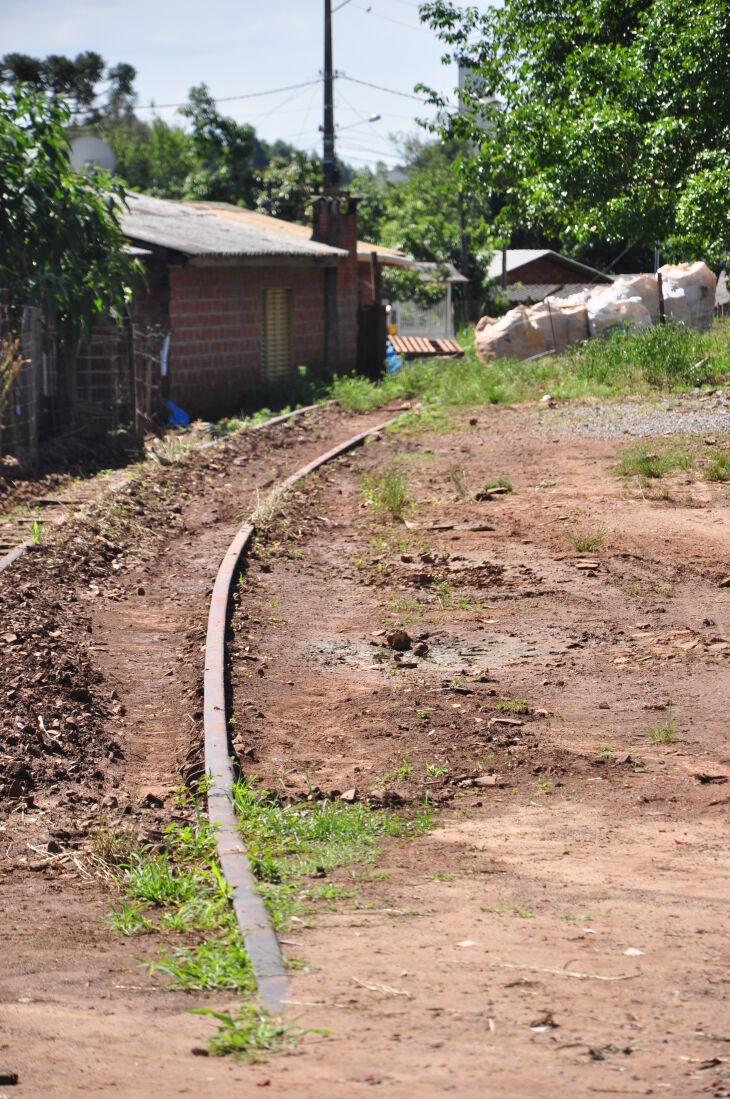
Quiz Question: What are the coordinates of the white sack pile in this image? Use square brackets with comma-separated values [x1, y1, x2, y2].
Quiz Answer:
[475, 262, 717, 363]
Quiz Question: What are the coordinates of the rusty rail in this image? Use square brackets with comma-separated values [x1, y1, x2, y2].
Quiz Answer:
[203, 414, 402, 1013]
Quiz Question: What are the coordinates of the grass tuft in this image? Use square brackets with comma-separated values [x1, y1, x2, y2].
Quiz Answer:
[563, 525, 607, 552]
[497, 697, 531, 714]
[704, 450, 730, 482]
[648, 706, 676, 744]
[231, 778, 433, 930]
[482, 475, 513, 494]
[615, 440, 695, 480]
[360, 467, 411, 520]
[192, 1005, 317, 1061]
[150, 936, 255, 992]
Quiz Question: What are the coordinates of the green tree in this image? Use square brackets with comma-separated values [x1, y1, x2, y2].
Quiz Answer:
[254, 150, 323, 224]
[106, 62, 137, 119]
[179, 83, 259, 206]
[420, 0, 730, 265]
[0, 88, 140, 337]
[352, 137, 492, 305]
[102, 114, 194, 198]
[1, 51, 110, 121]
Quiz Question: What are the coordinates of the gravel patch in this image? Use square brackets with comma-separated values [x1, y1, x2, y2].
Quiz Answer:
[533, 391, 730, 439]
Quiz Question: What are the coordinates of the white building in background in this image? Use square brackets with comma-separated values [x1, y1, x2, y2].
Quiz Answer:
[389, 262, 469, 341]
[457, 61, 500, 131]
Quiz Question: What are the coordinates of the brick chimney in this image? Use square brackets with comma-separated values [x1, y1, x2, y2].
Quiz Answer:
[312, 194, 359, 375]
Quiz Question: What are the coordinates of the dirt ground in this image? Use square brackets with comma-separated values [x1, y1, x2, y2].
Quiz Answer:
[2, 395, 729, 1097]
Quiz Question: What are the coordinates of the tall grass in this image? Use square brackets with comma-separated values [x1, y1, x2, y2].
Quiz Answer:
[615, 440, 695, 479]
[327, 322, 730, 413]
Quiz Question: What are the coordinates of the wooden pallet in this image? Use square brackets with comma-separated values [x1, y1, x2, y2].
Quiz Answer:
[389, 335, 463, 357]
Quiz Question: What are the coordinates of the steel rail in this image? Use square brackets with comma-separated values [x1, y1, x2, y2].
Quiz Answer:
[0, 542, 29, 574]
[204, 413, 402, 1013]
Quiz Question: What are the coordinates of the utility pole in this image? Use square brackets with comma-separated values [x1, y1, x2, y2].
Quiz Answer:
[322, 0, 338, 194]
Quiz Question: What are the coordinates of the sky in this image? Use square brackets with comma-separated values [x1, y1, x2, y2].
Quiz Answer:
[0, 0, 495, 170]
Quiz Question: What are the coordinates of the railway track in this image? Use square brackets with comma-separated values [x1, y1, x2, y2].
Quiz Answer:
[0, 399, 411, 1092]
[0, 404, 325, 574]
[203, 414, 401, 1012]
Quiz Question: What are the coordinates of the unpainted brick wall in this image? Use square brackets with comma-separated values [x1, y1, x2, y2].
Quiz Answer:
[358, 260, 376, 307]
[167, 264, 328, 419]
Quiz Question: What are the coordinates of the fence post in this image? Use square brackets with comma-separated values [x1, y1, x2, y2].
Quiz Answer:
[20, 307, 41, 467]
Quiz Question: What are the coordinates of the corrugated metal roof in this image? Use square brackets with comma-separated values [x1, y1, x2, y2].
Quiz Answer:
[486, 249, 611, 283]
[187, 200, 410, 267]
[121, 192, 347, 262]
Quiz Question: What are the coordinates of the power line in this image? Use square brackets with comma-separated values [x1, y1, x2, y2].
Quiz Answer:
[338, 138, 403, 158]
[339, 74, 431, 104]
[352, 2, 431, 34]
[340, 150, 400, 165]
[81, 72, 438, 122]
[246, 85, 309, 124]
[134, 77, 321, 112]
[294, 80, 321, 142]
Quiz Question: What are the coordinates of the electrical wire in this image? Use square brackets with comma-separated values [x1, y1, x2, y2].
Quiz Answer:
[294, 80, 321, 142]
[244, 84, 310, 124]
[334, 82, 371, 125]
[339, 150, 400, 165]
[351, 2, 432, 34]
[133, 77, 321, 112]
[339, 74, 431, 104]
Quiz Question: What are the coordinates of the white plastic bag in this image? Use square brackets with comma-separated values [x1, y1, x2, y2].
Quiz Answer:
[609, 274, 663, 325]
[586, 296, 652, 338]
[658, 262, 716, 330]
[529, 300, 590, 353]
[475, 306, 551, 361]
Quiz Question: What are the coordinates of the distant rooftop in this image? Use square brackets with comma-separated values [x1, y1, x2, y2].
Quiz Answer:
[412, 261, 469, 284]
[486, 249, 611, 284]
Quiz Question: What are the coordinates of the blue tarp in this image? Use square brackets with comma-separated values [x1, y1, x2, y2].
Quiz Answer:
[385, 339, 403, 375]
[166, 400, 190, 426]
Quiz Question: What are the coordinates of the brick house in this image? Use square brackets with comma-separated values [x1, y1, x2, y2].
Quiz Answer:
[487, 249, 612, 305]
[121, 192, 407, 419]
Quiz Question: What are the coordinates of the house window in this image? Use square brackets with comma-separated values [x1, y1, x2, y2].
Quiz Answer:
[263, 287, 293, 383]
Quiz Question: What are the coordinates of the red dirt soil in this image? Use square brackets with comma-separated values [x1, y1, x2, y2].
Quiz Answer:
[2, 398, 729, 1097]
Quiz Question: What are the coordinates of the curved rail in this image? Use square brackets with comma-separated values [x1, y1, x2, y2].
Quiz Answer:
[0, 542, 28, 575]
[204, 414, 401, 1013]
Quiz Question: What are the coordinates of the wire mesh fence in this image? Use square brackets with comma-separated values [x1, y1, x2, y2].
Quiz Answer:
[76, 322, 136, 438]
[0, 290, 166, 465]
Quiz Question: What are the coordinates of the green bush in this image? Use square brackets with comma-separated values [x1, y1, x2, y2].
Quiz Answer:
[328, 322, 730, 414]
